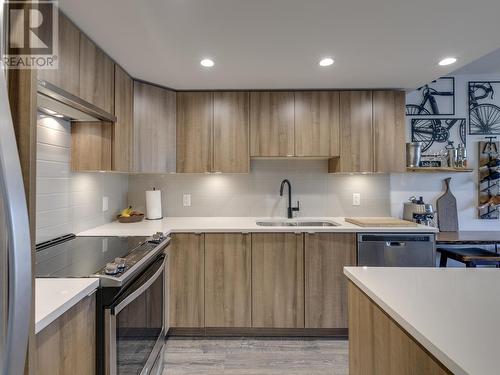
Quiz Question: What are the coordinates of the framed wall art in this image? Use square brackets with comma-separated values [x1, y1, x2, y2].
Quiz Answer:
[406, 77, 455, 116]
[468, 81, 500, 135]
[411, 117, 466, 153]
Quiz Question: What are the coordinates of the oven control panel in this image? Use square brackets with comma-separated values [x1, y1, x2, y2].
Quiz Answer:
[96, 234, 170, 286]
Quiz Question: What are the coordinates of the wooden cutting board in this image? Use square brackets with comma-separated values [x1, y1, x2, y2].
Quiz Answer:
[345, 217, 418, 227]
[436, 177, 459, 232]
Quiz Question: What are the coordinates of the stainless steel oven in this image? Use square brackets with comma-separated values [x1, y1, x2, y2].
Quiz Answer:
[105, 253, 167, 375]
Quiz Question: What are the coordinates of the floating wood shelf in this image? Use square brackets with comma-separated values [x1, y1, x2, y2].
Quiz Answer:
[406, 167, 474, 173]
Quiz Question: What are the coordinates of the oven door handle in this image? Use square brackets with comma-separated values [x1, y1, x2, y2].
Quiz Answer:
[113, 255, 166, 315]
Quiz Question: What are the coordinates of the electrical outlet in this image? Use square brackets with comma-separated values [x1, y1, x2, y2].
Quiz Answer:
[183, 194, 191, 207]
[102, 196, 109, 212]
[352, 193, 361, 206]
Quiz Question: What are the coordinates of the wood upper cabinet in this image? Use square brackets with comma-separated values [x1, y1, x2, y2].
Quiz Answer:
[38, 11, 80, 97]
[176, 92, 213, 173]
[79, 33, 114, 113]
[205, 233, 252, 327]
[169, 234, 205, 327]
[252, 233, 304, 328]
[36, 294, 96, 375]
[134, 81, 176, 173]
[71, 121, 112, 171]
[213, 92, 250, 173]
[373, 90, 406, 173]
[250, 92, 295, 157]
[113, 65, 134, 172]
[330, 91, 373, 173]
[294, 91, 340, 157]
[304, 233, 356, 329]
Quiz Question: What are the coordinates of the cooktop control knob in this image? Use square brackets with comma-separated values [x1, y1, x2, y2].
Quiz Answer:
[104, 262, 119, 275]
[150, 232, 165, 244]
[114, 257, 126, 270]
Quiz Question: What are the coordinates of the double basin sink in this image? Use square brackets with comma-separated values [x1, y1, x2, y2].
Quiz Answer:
[256, 219, 340, 227]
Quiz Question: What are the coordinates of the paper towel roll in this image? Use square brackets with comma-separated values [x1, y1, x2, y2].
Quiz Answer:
[146, 189, 162, 220]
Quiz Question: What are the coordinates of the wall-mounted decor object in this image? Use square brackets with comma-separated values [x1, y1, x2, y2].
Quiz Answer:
[406, 77, 455, 116]
[411, 118, 466, 152]
[468, 81, 500, 135]
[478, 137, 500, 219]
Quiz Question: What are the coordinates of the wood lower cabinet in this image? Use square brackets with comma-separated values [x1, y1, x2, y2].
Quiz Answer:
[373, 90, 406, 173]
[294, 91, 340, 157]
[205, 233, 252, 327]
[38, 11, 80, 97]
[304, 233, 356, 329]
[113, 65, 134, 172]
[169, 234, 205, 327]
[213, 92, 250, 173]
[133, 81, 176, 173]
[250, 91, 295, 157]
[36, 294, 96, 375]
[348, 282, 451, 375]
[79, 32, 115, 114]
[251, 233, 304, 328]
[176, 92, 213, 173]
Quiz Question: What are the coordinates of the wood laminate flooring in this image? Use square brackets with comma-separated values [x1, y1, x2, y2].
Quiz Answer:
[162, 337, 348, 375]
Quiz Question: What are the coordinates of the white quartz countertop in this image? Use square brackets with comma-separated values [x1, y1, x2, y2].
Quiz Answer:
[344, 267, 500, 375]
[35, 278, 99, 334]
[78, 216, 437, 236]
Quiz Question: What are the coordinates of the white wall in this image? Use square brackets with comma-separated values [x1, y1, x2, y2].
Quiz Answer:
[128, 160, 390, 218]
[36, 115, 128, 243]
[392, 73, 500, 230]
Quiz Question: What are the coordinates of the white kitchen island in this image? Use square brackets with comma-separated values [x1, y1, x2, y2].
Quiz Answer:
[344, 267, 500, 375]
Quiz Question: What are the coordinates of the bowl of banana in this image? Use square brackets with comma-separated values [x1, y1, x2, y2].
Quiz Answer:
[117, 206, 144, 223]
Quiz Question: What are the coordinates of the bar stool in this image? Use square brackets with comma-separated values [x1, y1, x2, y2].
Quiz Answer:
[437, 247, 500, 268]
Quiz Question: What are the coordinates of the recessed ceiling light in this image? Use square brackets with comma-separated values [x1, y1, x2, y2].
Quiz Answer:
[439, 57, 457, 66]
[200, 59, 214, 67]
[319, 58, 334, 67]
[54, 114, 64, 118]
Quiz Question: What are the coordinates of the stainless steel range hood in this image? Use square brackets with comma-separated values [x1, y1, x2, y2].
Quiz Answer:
[37, 80, 116, 122]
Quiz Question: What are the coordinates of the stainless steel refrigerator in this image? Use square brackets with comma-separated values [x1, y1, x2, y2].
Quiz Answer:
[0, 5, 33, 374]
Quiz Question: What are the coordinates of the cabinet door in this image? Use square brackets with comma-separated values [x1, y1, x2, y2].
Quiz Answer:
[38, 12, 80, 96]
[250, 92, 295, 157]
[176, 92, 213, 173]
[169, 234, 205, 327]
[71, 122, 112, 171]
[112, 65, 133, 172]
[295, 91, 339, 157]
[252, 233, 304, 328]
[133, 81, 176, 173]
[205, 234, 252, 327]
[79, 33, 114, 113]
[305, 233, 356, 329]
[213, 92, 250, 173]
[36, 294, 96, 375]
[373, 90, 406, 173]
[330, 91, 373, 172]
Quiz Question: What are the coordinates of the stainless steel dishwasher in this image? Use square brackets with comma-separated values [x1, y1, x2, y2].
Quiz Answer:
[357, 233, 436, 267]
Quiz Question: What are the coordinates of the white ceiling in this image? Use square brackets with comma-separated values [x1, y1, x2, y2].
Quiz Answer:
[451, 48, 500, 76]
[59, 0, 500, 90]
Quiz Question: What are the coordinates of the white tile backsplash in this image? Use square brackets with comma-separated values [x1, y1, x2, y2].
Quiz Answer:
[35, 115, 128, 243]
[128, 160, 391, 218]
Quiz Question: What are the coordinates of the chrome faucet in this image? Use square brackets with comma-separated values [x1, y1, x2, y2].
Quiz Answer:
[280, 179, 300, 219]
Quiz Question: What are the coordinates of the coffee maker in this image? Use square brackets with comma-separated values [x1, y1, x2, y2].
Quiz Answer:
[403, 196, 436, 227]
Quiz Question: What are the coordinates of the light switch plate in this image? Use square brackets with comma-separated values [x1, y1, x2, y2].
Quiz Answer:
[183, 194, 191, 207]
[352, 193, 361, 206]
[102, 196, 109, 212]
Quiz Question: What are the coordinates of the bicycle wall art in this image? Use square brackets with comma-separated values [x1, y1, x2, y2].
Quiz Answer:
[468, 81, 500, 135]
[411, 118, 466, 153]
[406, 77, 455, 116]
